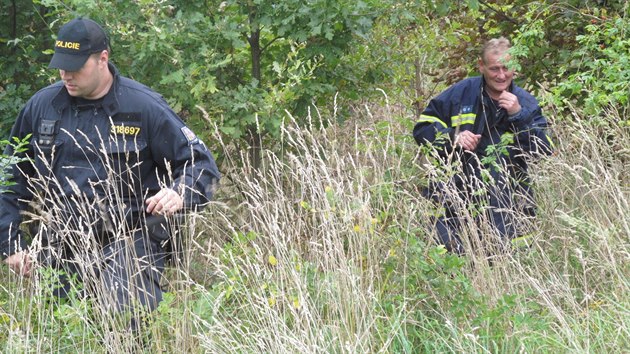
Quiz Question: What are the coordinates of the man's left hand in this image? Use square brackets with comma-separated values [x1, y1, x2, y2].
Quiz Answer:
[5, 251, 32, 277]
[498, 90, 521, 116]
[146, 188, 183, 215]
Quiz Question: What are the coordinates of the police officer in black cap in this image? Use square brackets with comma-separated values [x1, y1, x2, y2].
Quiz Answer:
[0, 17, 220, 314]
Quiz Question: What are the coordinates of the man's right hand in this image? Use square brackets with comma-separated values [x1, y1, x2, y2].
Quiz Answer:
[455, 130, 481, 151]
[4, 251, 32, 277]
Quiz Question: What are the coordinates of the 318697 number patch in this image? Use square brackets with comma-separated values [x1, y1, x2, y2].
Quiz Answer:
[111, 124, 141, 136]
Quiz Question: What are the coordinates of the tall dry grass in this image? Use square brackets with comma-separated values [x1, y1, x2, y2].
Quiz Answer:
[0, 96, 628, 353]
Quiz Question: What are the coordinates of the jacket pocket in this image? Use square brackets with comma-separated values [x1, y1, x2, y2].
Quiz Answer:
[105, 138, 149, 197]
[31, 139, 64, 176]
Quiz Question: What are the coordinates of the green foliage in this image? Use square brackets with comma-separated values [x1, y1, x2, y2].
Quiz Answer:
[1, 0, 629, 351]
[0, 85, 29, 136]
[554, 16, 629, 117]
[0, 1, 56, 138]
[190, 0, 381, 168]
[493, 1, 630, 119]
[5, 0, 383, 168]
[0, 135, 30, 191]
[379, 229, 553, 352]
[361, 0, 629, 121]
[481, 132, 514, 172]
[2, 0, 628, 152]
[0, 267, 101, 352]
[350, 1, 483, 116]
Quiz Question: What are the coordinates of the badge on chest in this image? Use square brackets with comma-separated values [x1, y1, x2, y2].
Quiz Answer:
[110, 112, 141, 137]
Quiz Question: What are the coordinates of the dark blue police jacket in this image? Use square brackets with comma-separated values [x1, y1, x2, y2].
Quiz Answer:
[0, 63, 220, 258]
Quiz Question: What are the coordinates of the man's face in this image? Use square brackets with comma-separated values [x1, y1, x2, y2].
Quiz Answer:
[59, 51, 108, 99]
[479, 51, 514, 97]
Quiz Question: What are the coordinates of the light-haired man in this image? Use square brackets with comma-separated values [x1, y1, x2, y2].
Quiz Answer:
[413, 37, 553, 254]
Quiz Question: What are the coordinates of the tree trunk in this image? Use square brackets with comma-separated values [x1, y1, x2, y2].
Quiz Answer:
[247, 11, 263, 172]
[10, 0, 17, 56]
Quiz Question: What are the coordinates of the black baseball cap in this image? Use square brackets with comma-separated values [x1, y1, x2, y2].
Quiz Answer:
[48, 17, 109, 71]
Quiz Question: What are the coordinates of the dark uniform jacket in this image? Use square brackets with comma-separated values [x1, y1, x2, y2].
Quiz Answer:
[413, 76, 553, 245]
[0, 63, 220, 258]
[413, 76, 553, 157]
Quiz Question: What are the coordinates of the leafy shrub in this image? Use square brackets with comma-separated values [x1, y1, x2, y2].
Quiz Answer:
[0, 136, 30, 191]
[553, 15, 629, 119]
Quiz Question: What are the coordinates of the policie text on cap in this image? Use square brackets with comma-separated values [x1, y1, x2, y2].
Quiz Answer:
[48, 17, 108, 72]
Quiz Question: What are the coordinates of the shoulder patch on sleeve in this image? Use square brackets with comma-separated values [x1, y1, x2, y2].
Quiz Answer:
[180, 126, 199, 145]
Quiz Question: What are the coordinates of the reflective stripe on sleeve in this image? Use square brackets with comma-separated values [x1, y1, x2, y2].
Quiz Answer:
[451, 113, 476, 127]
[418, 115, 447, 129]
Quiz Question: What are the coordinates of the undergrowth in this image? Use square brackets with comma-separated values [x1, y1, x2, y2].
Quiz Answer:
[0, 97, 628, 353]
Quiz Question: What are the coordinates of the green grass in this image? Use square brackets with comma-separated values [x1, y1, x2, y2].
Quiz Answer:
[0, 100, 628, 353]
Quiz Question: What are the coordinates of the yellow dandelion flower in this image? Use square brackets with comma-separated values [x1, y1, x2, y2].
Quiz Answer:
[268, 255, 278, 266]
[353, 225, 362, 232]
[589, 300, 605, 310]
[268, 297, 276, 307]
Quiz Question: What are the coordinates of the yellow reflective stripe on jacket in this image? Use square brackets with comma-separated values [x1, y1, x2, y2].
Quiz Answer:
[451, 113, 476, 127]
[418, 115, 447, 128]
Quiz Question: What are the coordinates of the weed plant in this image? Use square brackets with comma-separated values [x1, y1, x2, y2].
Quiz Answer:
[0, 98, 628, 353]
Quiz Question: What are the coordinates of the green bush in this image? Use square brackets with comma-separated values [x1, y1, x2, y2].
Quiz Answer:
[554, 15, 629, 119]
[0, 135, 30, 191]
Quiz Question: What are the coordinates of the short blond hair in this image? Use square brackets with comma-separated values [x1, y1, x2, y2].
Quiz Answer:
[481, 37, 511, 63]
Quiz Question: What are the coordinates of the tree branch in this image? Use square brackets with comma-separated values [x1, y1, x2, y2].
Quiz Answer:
[478, 0, 519, 25]
[261, 36, 282, 54]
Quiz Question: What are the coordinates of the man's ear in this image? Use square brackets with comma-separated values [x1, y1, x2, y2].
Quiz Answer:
[99, 50, 109, 65]
[478, 57, 484, 73]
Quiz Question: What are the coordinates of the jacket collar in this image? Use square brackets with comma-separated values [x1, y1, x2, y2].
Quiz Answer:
[51, 62, 121, 117]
